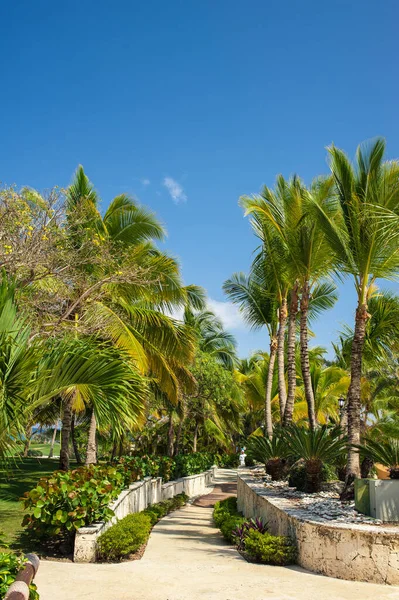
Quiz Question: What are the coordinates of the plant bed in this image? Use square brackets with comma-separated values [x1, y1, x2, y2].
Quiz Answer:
[213, 497, 296, 566]
[97, 493, 188, 562]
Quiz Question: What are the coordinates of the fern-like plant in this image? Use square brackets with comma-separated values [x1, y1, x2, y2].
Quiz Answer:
[247, 432, 288, 480]
[357, 437, 399, 479]
[284, 425, 347, 492]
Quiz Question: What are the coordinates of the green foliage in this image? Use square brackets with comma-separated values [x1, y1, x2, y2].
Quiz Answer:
[0, 552, 39, 600]
[244, 530, 297, 565]
[98, 492, 188, 561]
[97, 513, 152, 561]
[173, 452, 215, 477]
[357, 437, 399, 478]
[213, 496, 240, 528]
[284, 425, 347, 464]
[220, 515, 246, 543]
[22, 464, 127, 538]
[216, 453, 239, 468]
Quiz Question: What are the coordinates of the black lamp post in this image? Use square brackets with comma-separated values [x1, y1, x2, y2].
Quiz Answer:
[338, 395, 345, 415]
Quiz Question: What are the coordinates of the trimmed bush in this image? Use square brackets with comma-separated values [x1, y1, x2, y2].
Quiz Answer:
[98, 492, 188, 561]
[220, 515, 246, 543]
[244, 530, 297, 565]
[213, 497, 239, 527]
[216, 453, 240, 468]
[97, 513, 152, 561]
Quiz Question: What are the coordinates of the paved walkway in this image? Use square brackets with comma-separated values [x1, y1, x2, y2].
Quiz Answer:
[36, 470, 399, 600]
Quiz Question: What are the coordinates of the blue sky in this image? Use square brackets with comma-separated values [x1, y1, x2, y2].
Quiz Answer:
[1, 0, 398, 357]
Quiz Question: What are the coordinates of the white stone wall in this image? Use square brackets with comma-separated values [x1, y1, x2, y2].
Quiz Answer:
[237, 470, 399, 585]
[74, 467, 216, 563]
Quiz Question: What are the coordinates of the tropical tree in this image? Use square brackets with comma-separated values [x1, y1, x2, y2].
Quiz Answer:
[241, 176, 337, 430]
[224, 271, 278, 437]
[311, 138, 399, 482]
[246, 430, 288, 480]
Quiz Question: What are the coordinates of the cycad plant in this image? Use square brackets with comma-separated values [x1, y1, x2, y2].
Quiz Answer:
[357, 437, 399, 479]
[247, 431, 288, 480]
[284, 425, 347, 492]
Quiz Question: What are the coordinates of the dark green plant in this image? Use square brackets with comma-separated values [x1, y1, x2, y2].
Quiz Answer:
[284, 425, 347, 492]
[244, 530, 297, 565]
[0, 552, 39, 600]
[22, 464, 126, 539]
[97, 513, 152, 561]
[213, 497, 239, 528]
[356, 437, 399, 479]
[246, 433, 288, 480]
[220, 515, 246, 543]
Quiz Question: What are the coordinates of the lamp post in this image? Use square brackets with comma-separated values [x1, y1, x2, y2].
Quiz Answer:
[338, 395, 345, 415]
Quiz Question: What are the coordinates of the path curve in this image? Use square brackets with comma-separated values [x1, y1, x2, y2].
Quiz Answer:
[36, 470, 398, 600]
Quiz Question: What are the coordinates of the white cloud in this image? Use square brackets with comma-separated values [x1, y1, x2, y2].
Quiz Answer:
[207, 298, 245, 330]
[141, 178, 150, 186]
[163, 177, 187, 204]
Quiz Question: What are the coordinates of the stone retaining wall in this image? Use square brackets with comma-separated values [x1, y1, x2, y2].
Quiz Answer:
[237, 470, 399, 585]
[74, 466, 216, 562]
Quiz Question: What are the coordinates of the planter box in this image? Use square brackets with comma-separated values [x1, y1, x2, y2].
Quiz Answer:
[355, 478, 399, 521]
[369, 479, 399, 521]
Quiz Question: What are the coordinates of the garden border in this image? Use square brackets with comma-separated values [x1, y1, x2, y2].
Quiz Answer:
[237, 469, 399, 585]
[74, 466, 216, 562]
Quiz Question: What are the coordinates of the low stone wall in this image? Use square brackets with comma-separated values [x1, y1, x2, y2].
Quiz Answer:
[237, 470, 399, 585]
[74, 466, 216, 562]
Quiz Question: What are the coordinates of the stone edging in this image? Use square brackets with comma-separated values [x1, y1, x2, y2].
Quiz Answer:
[237, 469, 399, 585]
[74, 466, 216, 562]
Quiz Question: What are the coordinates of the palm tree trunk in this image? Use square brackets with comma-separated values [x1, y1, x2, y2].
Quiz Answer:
[265, 338, 277, 438]
[284, 285, 298, 426]
[23, 424, 33, 457]
[60, 397, 73, 471]
[277, 299, 288, 421]
[346, 299, 369, 481]
[174, 417, 184, 456]
[85, 409, 97, 465]
[71, 413, 82, 464]
[299, 282, 317, 430]
[193, 422, 199, 452]
[47, 424, 58, 458]
[167, 414, 174, 457]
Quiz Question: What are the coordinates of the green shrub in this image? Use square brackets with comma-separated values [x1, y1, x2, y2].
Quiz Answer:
[22, 464, 126, 538]
[173, 452, 215, 477]
[220, 515, 246, 543]
[0, 552, 39, 600]
[213, 496, 239, 527]
[244, 530, 297, 565]
[216, 453, 239, 468]
[97, 513, 152, 561]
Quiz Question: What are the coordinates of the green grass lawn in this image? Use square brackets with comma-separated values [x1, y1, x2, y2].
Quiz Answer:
[0, 457, 65, 548]
[30, 441, 61, 456]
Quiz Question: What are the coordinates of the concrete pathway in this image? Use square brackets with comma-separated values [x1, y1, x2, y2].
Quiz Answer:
[36, 470, 399, 600]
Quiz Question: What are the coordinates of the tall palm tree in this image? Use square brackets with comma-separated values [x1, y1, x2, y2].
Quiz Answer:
[311, 138, 399, 481]
[241, 176, 337, 430]
[223, 271, 278, 437]
[240, 191, 291, 421]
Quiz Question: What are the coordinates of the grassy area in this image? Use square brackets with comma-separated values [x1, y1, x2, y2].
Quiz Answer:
[29, 441, 61, 456]
[0, 457, 65, 548]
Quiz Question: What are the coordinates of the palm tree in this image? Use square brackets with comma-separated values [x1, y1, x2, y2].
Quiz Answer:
[242, 176, 337, 430]
[224, 271, 278, 437]
[311, 138, 399, 481]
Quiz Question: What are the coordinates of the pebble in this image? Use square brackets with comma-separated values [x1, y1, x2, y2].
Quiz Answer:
[256, 475, 384, 526]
